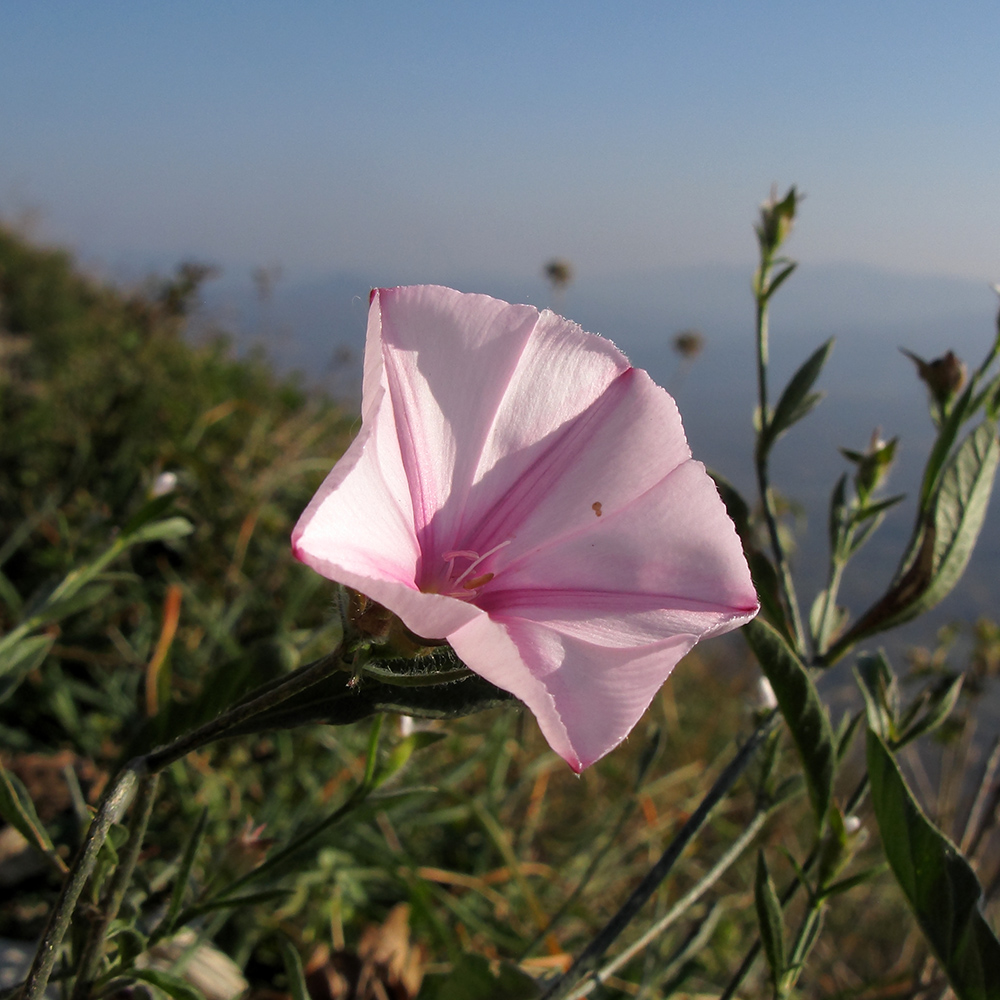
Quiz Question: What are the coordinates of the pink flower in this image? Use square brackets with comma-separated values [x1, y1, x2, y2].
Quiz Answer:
[293, 286, 758, 770]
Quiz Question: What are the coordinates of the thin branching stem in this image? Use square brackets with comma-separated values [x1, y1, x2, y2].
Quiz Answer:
[755, 257, 807, 655]
[540, 712, 777, 1000]
[70, 772, 161, 1000]
[18, 768, 142, 1000]
[564, 810, 769, 1000]
[20, 646, 348, 1000]
[719, 772, 871, 998]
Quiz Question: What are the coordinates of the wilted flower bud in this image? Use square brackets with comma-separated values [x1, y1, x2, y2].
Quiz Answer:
[672, 329, 704, 359]
[543, 258, 573, 291]
[901, 348, 967, 411]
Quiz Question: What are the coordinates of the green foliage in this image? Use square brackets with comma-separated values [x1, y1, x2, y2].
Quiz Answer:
[0, 222, 351, 756]
[742, 618, 835, 828]
[867, 730, 1000, 999]
[758, 337, 833, 457]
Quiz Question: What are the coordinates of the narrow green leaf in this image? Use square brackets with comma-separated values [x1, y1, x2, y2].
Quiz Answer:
[279, 938, 310, 1000]
[373, 731, 447, 788]
[818, 864, 889, 899]
[764, 338, 834, 449]
[847, 512, 886, 557]
[743, 618, 836, 826]
[37, 582, 114, 625]
[763, 260, 798, 301]
[855, 651, 898, 742]
[827, 473, 849, 553]
[710, 473, 791, 642]
[0, 568, 23, 616]
[854, 493, 907, 523]
[177, 888, 291, 922]
[0, 760, 66, 873]
[836, 711, 864, 762]
[836, 422, 999, 651]
[867, 730, 1000, 999]
[917, 422, 999, 613]
[125, 516, 194, 546]
[754, 851, 787, 989]
[0, 633, 55, 701]
[896, 674, 964, 749]
[121, 493, 180, 536]
[162, 807, 209, 935]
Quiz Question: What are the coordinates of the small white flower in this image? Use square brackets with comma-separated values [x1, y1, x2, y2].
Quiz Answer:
[755, 677, 778, 710]
[151, 471, 178, 497]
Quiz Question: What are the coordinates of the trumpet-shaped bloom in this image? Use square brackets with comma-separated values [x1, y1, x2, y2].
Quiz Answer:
[293, 285, 758, 770]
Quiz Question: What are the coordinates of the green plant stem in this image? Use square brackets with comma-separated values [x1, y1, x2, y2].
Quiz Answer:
[755, 263, 807, 655]
[18, 767, 142, 1000]
[20, 646, 347, 1000]
[70, 772, 160, 1000]
[143, 647, 344, 772]
[719, 773, 871, 999]
[814, 542, 849, 657]
[565, 810, 769, 1000]
[540, 712, 778, 1000]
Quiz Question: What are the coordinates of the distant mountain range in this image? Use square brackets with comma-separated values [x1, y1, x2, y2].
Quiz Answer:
[197, 259, 997, 386]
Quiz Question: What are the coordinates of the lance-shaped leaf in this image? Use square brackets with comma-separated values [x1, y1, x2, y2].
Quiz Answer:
[867, 730, 1000, 999]
[760, 338, 834, 455]
[855, 651, 899, 743]
[0, 633, 55, 700]
[712, 473, 789, 642]
[833, 421, 999, 655]
[754, 851, 787, 991]
[0, 761, 67, 874]
[743, 618, 836, 826]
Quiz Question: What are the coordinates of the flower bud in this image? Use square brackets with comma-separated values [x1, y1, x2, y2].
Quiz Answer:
[346, 590, 446, 658]
[755, 186, 799, 256]
[901, 348, 967, 410]
[840, 430, 897, 502]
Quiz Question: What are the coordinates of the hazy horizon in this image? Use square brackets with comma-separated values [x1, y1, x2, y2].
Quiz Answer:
[3, 2, 999, 286]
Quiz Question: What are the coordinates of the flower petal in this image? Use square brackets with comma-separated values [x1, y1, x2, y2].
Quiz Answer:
[376, 286, 540, 561]
[487, 459, 758, 616]
[459, 364, 691, 564]
[449, 612, 698, 771]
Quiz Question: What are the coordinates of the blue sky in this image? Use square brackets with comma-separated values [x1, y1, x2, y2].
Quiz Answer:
[2, 1, 999, 283]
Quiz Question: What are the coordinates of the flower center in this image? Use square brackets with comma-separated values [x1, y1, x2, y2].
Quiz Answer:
[439, 540, 511, 600]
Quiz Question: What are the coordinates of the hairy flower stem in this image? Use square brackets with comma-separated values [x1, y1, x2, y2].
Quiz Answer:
[18, 768, 142, 1000]
[19, 647, 347, 1000]
[755, 259, 807, 655]
[540, 712, 778, 1000]
[69, 772, 160, 1000]
[143, 647, 344, 772]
